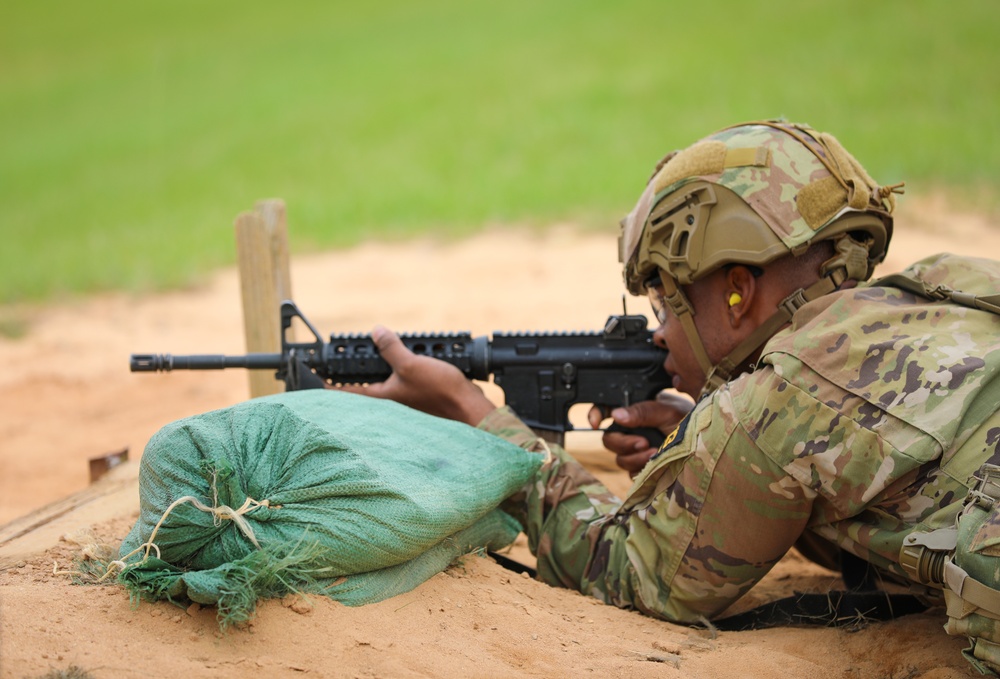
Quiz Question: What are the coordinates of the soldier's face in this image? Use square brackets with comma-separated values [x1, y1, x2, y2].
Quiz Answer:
[654, 314, 702, 398]
[650, 271, 735, 398]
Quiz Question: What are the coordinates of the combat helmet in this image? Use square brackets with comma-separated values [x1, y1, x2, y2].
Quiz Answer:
[619, 120, 902, 397]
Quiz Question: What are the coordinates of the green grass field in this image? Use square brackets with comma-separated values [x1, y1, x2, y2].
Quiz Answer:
[2, 0, 998, 305]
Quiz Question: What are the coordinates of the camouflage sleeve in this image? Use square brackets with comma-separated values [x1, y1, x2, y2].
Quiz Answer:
[479, 388, 816, 623]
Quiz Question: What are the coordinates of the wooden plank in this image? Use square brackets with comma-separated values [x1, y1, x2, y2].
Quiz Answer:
[0, 460, 139, 569]
[234, 199, 294, 398]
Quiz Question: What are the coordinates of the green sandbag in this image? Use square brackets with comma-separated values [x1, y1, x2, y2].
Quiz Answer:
[119, 508, 522, 627]
[117, 390, 541, 624]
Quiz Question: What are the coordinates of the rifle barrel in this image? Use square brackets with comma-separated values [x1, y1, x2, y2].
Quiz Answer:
[130, 353, 282, 372]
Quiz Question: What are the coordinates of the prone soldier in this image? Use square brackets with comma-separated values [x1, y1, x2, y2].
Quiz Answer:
[345, 120, 1000, 672]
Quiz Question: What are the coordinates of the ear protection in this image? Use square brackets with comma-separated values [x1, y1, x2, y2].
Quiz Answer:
[728, 293, 743, 307]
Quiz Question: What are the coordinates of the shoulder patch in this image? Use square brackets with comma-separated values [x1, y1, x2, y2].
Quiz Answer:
[652, 412, 691, 459]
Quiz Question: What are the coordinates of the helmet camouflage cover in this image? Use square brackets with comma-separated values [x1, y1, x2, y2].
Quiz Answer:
[620, 120, 898, 295]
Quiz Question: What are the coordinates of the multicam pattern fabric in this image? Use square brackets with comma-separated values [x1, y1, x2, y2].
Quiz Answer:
[482, 253, 1000, 623]
[662, 125, 832, 244]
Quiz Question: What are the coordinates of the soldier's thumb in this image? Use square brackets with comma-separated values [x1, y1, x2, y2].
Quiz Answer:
[612, 401, 663, 428]
[371, 326, 409, 368]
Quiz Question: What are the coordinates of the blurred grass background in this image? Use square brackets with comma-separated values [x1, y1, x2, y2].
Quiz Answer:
[2, 0, 998, 305]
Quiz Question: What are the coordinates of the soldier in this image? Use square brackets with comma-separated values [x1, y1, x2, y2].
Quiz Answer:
[350, 120, 1000, 667]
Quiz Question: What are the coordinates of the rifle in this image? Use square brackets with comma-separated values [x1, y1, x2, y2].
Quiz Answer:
[130, 301, 670, 446]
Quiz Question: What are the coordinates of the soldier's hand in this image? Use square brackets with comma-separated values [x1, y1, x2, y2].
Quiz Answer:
[339, 326, 497, 427]
[588, 392, 693, 476]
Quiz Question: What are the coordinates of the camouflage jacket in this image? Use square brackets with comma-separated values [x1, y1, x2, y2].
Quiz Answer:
[481, 253, 1000, 623]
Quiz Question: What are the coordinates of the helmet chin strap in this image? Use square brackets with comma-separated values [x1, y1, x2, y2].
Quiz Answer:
[658, 274, 716, 383]
[661, 236, 868, 399]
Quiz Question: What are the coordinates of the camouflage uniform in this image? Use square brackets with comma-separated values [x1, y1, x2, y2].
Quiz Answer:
[483, 252, 1000, 623]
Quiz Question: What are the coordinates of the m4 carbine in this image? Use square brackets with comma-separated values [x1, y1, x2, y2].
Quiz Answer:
[131, 301, 670, 445]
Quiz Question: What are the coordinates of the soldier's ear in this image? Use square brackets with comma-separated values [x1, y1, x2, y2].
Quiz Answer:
[724, 266, 757, 329]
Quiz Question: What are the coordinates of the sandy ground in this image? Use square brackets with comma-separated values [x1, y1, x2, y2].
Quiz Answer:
[1, 192, 998, 678]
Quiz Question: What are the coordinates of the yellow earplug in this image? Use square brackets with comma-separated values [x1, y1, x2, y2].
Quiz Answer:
[728, 293, 742, 307]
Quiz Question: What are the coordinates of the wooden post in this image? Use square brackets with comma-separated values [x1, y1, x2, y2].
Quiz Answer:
[234, 199, 294, 399]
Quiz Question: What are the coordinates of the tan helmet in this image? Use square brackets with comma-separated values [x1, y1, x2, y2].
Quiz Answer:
[619, 120, 902, 396]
